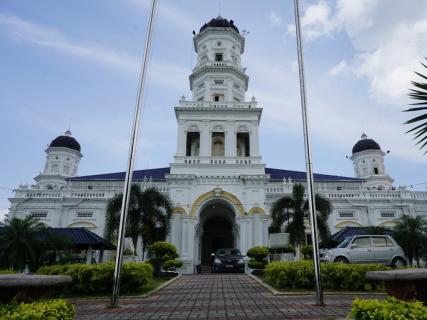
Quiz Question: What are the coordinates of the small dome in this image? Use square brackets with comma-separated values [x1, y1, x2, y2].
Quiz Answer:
[199, 16, 239, 33]
[50, 130, 81, 152]
[352, 133, 381, 154]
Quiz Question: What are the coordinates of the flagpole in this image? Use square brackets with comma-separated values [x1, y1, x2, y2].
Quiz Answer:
[111, 0, 158, 308]
[292, 0, 324, 306]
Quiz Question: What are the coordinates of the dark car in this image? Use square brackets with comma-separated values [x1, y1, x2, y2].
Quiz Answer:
[211, 248, 245, 273]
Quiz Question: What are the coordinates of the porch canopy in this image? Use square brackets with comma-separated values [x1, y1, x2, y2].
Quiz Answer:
[35, 227, 116, 250]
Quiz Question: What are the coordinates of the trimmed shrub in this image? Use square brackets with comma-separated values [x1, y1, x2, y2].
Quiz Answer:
[0, 269, 16, 274]
[149, 241, 182, 275]
[301, 245, 313, 259]
[36, 262, 153, 295]
[0, 299, 75, 320]
[349, 297, 427, 320]
[268, 246, 295, 254]
[247, 246, 269, 270]
[264, 260, 389, 291]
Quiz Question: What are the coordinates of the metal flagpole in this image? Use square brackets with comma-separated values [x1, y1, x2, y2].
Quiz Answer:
[111, 0, 158, 308]
[292, 0, 324, 306]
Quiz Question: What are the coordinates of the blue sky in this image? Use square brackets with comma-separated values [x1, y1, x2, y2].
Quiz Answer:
[1, 0, 427, 220]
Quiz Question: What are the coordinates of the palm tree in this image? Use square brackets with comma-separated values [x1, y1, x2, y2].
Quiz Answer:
[0, 216, 46, 271]
[105, 185, 172, 258]
[394, 215, 427, 267]
[270, 184, 332, 249]
[404, 58, 427, 153]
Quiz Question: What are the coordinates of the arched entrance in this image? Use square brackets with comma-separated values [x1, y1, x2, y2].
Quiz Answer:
[197, 200, 238, 266]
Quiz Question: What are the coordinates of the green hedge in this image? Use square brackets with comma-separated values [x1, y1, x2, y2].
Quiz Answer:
[349, 297, 427, 320]
[0, 299, 75, 320]
[264, 260, 389, 291]
[36, 262, 153, 295]
[0, 269, 16, 274]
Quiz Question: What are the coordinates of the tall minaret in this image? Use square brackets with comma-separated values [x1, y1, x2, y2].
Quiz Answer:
[170, 17, 264, 175]
[35, 130, 83, 189]
[350, 133, 393, 189]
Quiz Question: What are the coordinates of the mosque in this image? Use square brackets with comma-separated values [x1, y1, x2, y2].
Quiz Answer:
[8, 17, 427, 273]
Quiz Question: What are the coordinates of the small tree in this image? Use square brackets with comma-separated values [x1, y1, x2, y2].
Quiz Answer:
[0, 216, 46, 271]
[247, 246, 269, 269]
[270, 184, 333, 253]
[149, 241, 182, 276]
[394, 215, 427, 267]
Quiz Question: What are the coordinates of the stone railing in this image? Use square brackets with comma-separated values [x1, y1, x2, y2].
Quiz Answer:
[178, 100, 257, 109]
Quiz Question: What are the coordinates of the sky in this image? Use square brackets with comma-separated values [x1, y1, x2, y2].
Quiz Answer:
[1, 0, 427, 221]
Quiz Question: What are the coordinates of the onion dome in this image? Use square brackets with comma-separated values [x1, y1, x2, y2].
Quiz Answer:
[49, 130, 81, 152]
[352, 133, 381, 154]
[199, 16, 239, 33]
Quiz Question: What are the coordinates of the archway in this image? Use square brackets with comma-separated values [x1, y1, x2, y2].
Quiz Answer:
[198, 200, 237, 266]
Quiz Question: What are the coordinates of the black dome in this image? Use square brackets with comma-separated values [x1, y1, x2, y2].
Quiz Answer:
[352, 134, 381, 154]
[50, 130, 81, 152]
[199, 16, 239, 33]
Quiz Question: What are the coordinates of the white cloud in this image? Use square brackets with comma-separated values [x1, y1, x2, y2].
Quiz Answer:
[0, 209, 7, 222]
[328, 60, 347, 76]
[0, 14, 190, 92]
[268, 11, 284, 28]
[287, 0, 335, 41]
[279, 0, 427, 104]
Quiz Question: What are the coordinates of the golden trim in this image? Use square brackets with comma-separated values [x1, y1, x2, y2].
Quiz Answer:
[335, 220, 363, 229]
[190, 190, 244, 217]
[248, 207, 265, 216]
[379, 221, 397, 227]
[68, 221, 97, 229]
[172, 207, 187, 215]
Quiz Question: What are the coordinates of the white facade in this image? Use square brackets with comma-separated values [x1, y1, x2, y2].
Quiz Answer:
[8, 17, 427, 273]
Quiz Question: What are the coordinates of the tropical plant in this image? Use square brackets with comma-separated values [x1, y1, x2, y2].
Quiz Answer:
[0, 216, 46, 271]
[105, 185, 172, 258]
[270, 184, 333, 249]
[404, 58, 427, 153]
[393, 214, 427, 267]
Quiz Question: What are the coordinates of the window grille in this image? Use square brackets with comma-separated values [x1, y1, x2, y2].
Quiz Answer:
[31, 212, 47, 218]
[339, 212, 354, 218]
[77, 212, 93, 218]
[380, 212, 395, 218]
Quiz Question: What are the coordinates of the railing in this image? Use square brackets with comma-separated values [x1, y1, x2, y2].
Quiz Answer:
[178, 100, 257, 109]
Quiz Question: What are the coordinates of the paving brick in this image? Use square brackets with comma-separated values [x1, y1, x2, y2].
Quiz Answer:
[74, 274, 385, 319]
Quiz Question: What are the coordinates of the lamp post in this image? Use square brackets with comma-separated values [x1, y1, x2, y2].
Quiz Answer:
[292, 0, 324, 306]
[111, 0, 158, 308]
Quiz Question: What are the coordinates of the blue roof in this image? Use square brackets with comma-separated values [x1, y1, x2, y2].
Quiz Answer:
[69, 167, 170, 181]
[69, 166, 359, 182]
[35, 227, 115, 250]
[330, 226, 394, 244]
[265, 168, 360, 182]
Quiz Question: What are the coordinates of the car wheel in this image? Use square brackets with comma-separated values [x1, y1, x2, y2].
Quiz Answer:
[391, 257, 406, 268]
[334, 256, 349, 263]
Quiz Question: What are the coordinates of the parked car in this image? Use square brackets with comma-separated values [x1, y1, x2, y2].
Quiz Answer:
[320, 235, 407, 267]
[211, 248, 245, 273]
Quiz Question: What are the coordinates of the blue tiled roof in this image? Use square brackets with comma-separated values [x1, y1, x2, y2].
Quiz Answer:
[265, 168, 360, 182]
[69, 166, 359, 182]
[36, 227, 115, 250]
[330, 226, 394, 244]
[70, 167, 170, 181]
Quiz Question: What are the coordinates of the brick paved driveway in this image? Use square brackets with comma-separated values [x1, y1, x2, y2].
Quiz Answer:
[74, 274, 384, 319]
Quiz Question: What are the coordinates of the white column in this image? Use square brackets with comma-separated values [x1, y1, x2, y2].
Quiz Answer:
[225, 129, 236, 158]
[199, 123, 211, 160]
[252, 214, 262, 246]
[250, 129, 260, 157]
[176, 122, 186, 157]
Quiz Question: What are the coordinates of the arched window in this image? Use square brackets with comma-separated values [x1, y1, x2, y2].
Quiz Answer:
[236, 127, 250, 157]
[186, 125, 200, 156]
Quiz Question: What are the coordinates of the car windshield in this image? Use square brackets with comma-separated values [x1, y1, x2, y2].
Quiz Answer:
[217, 249, 241, 256]
[337, 238, 351, 248]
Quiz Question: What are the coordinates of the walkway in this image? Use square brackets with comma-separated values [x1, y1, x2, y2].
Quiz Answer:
[75, 274, 384, 319]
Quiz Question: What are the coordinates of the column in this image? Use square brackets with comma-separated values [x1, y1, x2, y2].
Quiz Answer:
[176, 121, 186, 157]
[250, 129, 260, 157]
[225, 121, 236, 159]
[199, 123, 211, 159]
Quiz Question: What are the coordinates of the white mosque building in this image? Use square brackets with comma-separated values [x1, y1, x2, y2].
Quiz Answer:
[8, 17, 427, 273]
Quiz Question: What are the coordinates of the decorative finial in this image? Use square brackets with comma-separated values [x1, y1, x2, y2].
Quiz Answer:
[361, 132, 367, 139]
[64, 130, 72, 137]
